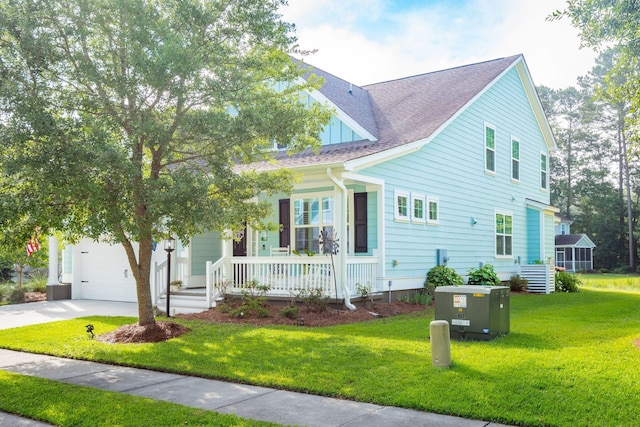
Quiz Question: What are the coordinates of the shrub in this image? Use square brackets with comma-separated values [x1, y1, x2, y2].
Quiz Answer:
[230, 280, 271, 318]
[509, 274, 529, 292]
[25, 271, 48, 293]
[355, 282, 373, 305]
[424, 265, 463, 295]
[296, 287, 327, 313]
[8, 288, 26, 304]
[398, 291, 433, 306]
[467, 264, 501, 286]
[555, 271, 581, 293]
[279, 306, 299, 319]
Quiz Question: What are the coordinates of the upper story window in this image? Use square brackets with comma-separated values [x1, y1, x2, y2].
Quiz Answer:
[540, 152, 548, 190]
[394, 190, 409, 222]
[511, 138, 520, 181]
[411, 193, 425, 223]
[485, 123, 496, 174]
[427, 196, 439, 225]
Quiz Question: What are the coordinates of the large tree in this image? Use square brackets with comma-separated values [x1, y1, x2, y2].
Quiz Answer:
[0, 0, 330, 326]
[553, 0, 640, 114]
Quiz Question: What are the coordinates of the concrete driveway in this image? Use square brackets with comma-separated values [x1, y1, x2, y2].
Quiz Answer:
[0, 300, 138, 330]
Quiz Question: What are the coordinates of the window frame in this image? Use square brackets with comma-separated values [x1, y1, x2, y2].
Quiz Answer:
[291, 193, 335, 253]
[511, 137, 520, 182]
[495, 210, 513, 258]
[540, 151, 548, 190]
[394, 190, 410, 222]
[485, 122, 497, 174]
[427, 196, 440, 225]
[411, 193, 426, 224]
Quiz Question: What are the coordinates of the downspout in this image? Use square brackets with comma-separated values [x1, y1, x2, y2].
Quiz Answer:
[327, 168, 356, 310]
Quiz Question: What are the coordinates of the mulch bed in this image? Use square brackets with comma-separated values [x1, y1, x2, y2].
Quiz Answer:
[176, 301, 428, 327]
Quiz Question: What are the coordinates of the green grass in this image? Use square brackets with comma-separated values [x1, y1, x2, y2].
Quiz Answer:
[578, 273, 640, 292]
[0, 370, 277, 426]
[1, 289, 640, 426]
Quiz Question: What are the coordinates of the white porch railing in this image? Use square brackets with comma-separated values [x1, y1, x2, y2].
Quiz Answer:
[205, 256, 379, 299]
[153, 258, 168, 304]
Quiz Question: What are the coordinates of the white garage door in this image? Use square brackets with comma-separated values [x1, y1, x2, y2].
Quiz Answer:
[76, 239, 138, 302]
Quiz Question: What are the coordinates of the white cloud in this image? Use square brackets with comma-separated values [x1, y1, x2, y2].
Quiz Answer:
[281, 0, 597, 88]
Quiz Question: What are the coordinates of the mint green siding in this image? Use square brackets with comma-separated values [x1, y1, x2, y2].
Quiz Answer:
[319, 116, 363, 145]
[360, 67, 551, 280]
[190, 232, 222, 276]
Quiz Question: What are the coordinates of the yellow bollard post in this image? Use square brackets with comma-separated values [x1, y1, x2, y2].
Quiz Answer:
[430, 320, 452, 368]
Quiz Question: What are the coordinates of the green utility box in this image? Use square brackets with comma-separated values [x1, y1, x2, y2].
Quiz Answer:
[434, 285, 510, 341]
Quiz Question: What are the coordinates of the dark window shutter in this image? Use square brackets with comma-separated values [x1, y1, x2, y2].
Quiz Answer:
[279, 199, 290, 248]
[354, 192, 368, 253]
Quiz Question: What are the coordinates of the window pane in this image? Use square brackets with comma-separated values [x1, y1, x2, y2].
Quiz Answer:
[486, 149, 495, 171]
[486, 127, 495, 149]
[505, 215, 512, 234]
[398, 195, 407, 217]
[512, 140, 519, 159]
[512, 159, 519, 180]
[496, 236, 504, 256]
[429, 201, 438, 221]
[496, 214, 504, 233]
[414, 199, 424, 219]
[505, 236, 512, 256]
[322, 197, 334, 224]
[295, 227, 320, 253]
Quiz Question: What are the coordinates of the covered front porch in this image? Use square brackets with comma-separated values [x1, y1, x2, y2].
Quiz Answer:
[153, 254, 379, 312]
[153, 167, 385, 313]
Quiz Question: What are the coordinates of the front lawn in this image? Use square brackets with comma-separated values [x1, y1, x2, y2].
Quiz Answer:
[0, 371, 276, 426]
[1, 289, 639, 426]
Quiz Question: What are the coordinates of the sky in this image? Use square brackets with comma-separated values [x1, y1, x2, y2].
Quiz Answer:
[280, 0, 598, 89]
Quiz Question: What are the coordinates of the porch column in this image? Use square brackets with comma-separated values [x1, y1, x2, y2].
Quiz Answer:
[328, 168, 355, 310]
[46, 235, 71, 300]
[47, 235, 58, 286]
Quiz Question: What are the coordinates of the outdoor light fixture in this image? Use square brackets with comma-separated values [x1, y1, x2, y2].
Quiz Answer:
[164, 237, 176, 317]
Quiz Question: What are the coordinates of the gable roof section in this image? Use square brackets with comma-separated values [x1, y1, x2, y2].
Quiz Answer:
[302, 63, 378, 141]
[247, 55, 556, 172]
[555, 234, 596, 248]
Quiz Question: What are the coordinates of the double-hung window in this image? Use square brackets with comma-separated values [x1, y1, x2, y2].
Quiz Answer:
[495, 212, 513, 257]
[540, 152, 548, 190]
[511, 138, 520, 181]
[395, 190, 410, 222]
[485, 123, 496, 173]
[427, 196, 439, 225]
[293, 196, 334, 253]
[411, 193, 425, 223]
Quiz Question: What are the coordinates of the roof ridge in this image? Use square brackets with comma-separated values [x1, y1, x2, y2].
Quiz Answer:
[362, 54, 522, 88]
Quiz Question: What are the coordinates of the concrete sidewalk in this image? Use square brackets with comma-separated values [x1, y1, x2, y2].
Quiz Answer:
[0, 300, 511, 427]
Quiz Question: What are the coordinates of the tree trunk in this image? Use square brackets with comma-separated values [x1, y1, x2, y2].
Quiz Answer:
[121, 237, 156, 326]
[621, 127, 635, 271]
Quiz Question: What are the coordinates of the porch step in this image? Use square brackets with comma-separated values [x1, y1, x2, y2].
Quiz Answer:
[157, 294, 213, 316]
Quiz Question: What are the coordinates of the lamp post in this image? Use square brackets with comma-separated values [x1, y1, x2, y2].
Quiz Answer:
[164, 237, 175, 318]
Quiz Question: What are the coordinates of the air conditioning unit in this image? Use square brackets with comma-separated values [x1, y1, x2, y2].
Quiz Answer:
[434, 286, 510, 341]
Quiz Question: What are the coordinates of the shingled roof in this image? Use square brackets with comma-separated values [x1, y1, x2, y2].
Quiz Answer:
[249, 55, 524, 171]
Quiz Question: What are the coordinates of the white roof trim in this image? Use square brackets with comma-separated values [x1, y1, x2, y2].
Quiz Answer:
[344, 137, 428, 171]
[345, 55, 557, 171]
[514, 58, 558, 152]
[298, 77, 378, 143]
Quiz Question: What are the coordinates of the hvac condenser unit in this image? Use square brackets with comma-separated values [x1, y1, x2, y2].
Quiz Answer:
[434, 285, 510, 341]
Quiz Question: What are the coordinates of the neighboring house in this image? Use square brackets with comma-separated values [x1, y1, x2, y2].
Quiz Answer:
[554, 214, 596, 272]
[52, 54, 559, 311]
